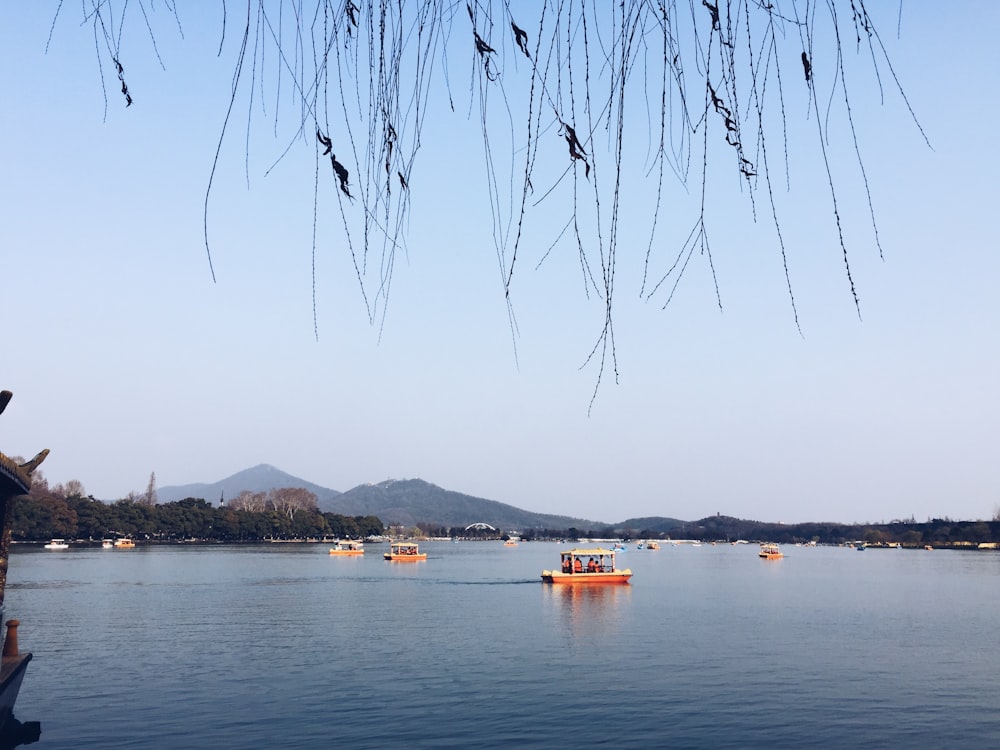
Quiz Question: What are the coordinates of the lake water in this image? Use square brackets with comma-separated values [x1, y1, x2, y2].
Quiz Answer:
[5, 541, 1000, 747]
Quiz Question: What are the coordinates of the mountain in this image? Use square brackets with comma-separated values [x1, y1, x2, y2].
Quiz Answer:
[321, 479, 599, 530]
[156, 464, 341, 505]
[618, 516, 689, 534]
[158, 467, 600, 529]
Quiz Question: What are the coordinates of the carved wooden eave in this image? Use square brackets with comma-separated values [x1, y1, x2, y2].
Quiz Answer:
[0, 390, 49, 610]
[0, 455, 30, 499]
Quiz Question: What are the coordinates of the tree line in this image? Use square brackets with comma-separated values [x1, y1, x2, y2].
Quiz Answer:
[11, 480, 383, 543]
[12, 469, 997, 547]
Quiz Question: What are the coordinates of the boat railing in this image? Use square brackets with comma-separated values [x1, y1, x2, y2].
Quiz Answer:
[561, 564, 614, 574]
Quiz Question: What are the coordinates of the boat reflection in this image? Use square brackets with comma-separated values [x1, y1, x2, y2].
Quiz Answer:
[544, 580, 632, 638]
[0, 715, 40, 749]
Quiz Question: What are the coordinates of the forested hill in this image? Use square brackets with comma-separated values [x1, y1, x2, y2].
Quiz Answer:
[325, 479, 595, 530]
[154, 468, 1000, 544]
[158, 468, 598, 529]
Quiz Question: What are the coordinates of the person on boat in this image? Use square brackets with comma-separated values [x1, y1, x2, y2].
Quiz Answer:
[562, 557, 572, 573]
[573, 557, 583, 573]
[586, 557, 597, 573]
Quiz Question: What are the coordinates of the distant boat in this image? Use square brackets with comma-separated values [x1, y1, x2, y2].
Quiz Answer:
[540, 547, 632, 585]
[646, 541, 660, 550]
[113, 538, 135, 549]
[612, 542, 627, 552]
[503, 538, 519, 547]
[759, 543, 783, 560]
[329, 540, 364, 556]
[43, 539, 68, 550]
[854, 541, 866, 551]
[101, 539, 114, 549]
[383, 542, 426, 561]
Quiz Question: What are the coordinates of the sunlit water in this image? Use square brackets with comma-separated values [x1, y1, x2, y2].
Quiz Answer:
[6, 542, 1000, 747]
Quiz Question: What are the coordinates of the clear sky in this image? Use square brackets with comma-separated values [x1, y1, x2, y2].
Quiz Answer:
[2, 3, 997, 525]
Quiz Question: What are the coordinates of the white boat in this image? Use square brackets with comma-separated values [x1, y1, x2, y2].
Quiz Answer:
[43, 539, 68, 550]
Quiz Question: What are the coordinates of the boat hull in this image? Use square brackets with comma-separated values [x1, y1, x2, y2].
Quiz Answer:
[329, 550, 364, 556]
[541, 570, 632, 584]
[0, 653, 31, 732]
[384, 554, 427, 561]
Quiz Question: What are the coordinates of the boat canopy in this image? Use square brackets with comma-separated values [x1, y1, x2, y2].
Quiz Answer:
[561, 547, 615, 557]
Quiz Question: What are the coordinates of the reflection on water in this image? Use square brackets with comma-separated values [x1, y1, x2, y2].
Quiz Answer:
[544, 583, 632, 638]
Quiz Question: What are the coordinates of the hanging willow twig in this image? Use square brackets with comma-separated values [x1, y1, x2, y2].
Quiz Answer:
[53, 1, 928, 401]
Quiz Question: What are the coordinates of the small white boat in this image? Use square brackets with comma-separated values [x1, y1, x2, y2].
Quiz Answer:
[101, 539, 114, 549]
[43, 539, 68, 550]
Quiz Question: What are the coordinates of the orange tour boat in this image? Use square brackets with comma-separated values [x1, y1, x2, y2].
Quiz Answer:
[541, 547, 632, 584]
[759, 543, 783, 560]
[383, 542, 427, 561]
[329, 540, 364, 556]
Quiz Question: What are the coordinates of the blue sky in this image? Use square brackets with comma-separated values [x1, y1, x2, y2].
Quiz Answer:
[2, 3, 997, 525]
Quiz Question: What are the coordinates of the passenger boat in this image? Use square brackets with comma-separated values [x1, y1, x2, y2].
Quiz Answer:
[329, 540, 364, 556]
[540, 547, 632, 584]
[113, 538, 135, 549]
[383, 542, 426, 561]
[646, 541, 660, 550]
[43, 539, 68, 550]
[503, 538, 518, 547]
[759, 543, 783, 560]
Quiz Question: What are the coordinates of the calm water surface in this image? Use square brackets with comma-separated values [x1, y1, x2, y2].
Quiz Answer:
[6, 542, 1000, 748]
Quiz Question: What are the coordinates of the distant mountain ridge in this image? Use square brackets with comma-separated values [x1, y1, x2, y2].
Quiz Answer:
[156, 464, 342, 506]
[156, 465, 598, 529]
